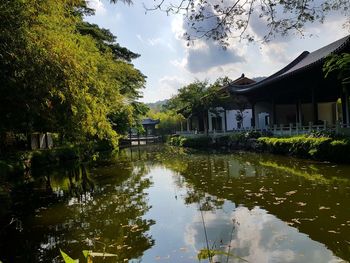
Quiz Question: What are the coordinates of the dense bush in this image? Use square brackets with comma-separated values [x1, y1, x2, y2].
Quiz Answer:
[168, 132, 350, 163]
[168, 136, 186, 147]
[168, 135, 213, 148]
[182, 136, 213, 148]
[258, 136, 350, 162]
[31, 146, 80, 169]
[308, 129, 338, 139]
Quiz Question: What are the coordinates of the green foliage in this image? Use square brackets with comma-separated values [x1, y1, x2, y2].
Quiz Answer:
[308, 129, 338, 139]
[183, 136, 213, 148]
[168, 136, 213, 148]
[0, 0, 146, 149]
[324, 53, 350, 86]
[166, 79, 231, 118]
[148, 109, 184, 135]
[60, 249, 79, 263]
[197, 249, 248, 262]
[168, 136, 186, 147]
[258, 136, 350, 162]
[60, 249, 118, 263]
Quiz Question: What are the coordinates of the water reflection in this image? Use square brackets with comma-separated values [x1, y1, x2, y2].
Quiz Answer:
[154, 149, 350, 261]
[0, 145, 350, 262]
[0, 158, 154, 262]
[185, 204, 344, 263]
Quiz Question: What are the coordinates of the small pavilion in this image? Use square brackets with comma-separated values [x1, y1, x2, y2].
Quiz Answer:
[142, 118, 160, 136]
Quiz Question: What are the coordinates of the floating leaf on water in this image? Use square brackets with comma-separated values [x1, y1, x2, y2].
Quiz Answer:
[291, 218, 301, 224]
[319, 206, 331, 210]
[328, 230, 340, 234]
[275, 197, 286, 201]
[296, 202, 307, 206]
[83, 251, 118, 258]
[285, 190, 297, 196]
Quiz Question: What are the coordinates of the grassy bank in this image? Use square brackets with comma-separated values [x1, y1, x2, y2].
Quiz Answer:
[168, 131, 350, 163]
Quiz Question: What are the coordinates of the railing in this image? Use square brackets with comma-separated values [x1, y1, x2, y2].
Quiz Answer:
[175, 122, 350, 137]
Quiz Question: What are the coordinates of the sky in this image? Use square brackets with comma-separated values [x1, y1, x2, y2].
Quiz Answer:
[85, 0, 349, 103]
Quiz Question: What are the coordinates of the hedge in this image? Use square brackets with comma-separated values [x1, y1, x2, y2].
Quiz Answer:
[258, 136, 350, 162]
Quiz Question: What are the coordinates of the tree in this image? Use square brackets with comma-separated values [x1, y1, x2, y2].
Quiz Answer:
[147, 109, 185, 135]
[0, 0, 147, 149]
[145, 0, 350, 46]
[166, 80, 231, 133]
[324, 53, 350, 86]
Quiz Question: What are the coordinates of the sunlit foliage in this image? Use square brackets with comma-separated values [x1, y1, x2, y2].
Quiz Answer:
[0, 0, 146, 148]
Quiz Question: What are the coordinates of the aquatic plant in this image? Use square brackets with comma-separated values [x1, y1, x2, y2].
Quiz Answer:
[60, 249, 118, 263]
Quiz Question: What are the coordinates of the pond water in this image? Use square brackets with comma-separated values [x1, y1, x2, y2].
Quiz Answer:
[0, 145, 350, 263]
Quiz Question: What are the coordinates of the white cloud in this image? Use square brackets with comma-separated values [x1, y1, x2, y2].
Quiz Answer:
[86, 0, 106, 16]
[158, 76, 185, 98]
[142, 76, 186, 102]
[185, 41, 244, 73]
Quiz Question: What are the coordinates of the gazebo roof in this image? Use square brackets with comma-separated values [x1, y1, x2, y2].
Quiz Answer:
[227, 35, 350, 96]
[142, 118, 160, 125]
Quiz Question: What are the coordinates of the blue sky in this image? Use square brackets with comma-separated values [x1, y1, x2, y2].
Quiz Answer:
[86, 0, 349, 103]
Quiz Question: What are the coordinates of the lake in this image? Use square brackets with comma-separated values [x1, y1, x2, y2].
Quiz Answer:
[0, 145, 349, 262]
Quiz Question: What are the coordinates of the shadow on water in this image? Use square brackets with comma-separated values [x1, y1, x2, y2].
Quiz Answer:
[1, 144, 350, 262]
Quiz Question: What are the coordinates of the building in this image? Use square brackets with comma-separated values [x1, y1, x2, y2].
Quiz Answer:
[141, 118, 160, 136]
[181, 74, 256, 134]
[227, 35, 350, 132]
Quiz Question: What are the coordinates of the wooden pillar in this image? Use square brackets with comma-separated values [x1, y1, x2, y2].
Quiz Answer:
[145, 127, 148, 144]
[224, 110, 227, 132]
[296, 100, 302, 125]
[251, 102, 256, 128]
[45, 132, 49, 149]
[298, 100, 303, 125]
[272, 99, 277, 125]
[312, 87, 318, 123]
[186, 118, 190, 131]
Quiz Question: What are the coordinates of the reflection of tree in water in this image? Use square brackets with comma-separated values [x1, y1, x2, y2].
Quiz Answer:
[0, 158, 154, 263]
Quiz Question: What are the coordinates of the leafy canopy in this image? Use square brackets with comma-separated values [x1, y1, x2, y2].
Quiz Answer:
[0, 0, 147, 147]
[145, 0, 350, 46]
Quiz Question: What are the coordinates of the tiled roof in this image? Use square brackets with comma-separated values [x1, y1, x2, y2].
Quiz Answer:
[142, 118, 160, 125]
[227, 35, 350, 95]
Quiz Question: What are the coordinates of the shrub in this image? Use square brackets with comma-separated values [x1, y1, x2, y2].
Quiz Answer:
[182, 136, 213, 148]
[258, 136, 350, 162]
[308, 129, 337, 139]
[168, 136, 186, 147]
